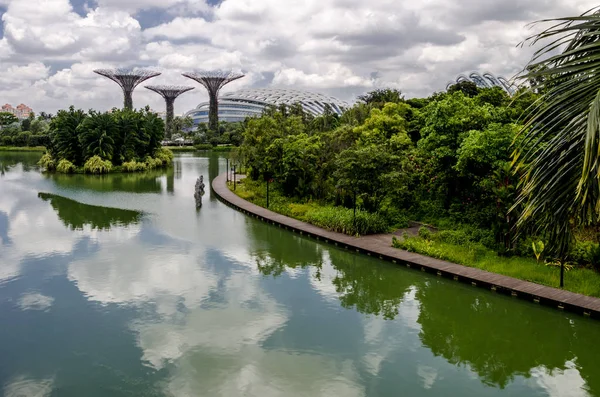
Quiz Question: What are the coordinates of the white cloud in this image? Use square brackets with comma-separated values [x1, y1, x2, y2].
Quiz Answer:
[0, 0, 598, 113]
[3, 376, 54, 397]
[18, 292, 55, 311]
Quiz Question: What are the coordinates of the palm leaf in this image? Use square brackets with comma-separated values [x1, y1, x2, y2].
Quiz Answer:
[514, 8, 600, 256]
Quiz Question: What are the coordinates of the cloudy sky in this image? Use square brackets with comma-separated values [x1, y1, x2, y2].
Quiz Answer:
[0, 0, 596, 114]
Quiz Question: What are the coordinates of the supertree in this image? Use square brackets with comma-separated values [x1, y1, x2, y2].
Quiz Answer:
[145, 85, 195, 138]
[94, 68, 161, 110]
[182, 71, 244, 132]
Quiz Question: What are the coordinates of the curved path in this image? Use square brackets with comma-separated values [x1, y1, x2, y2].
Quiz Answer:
[213, 173, 600, 319]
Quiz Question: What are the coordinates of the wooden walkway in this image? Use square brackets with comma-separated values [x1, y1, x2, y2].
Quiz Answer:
[212, 173, 600, 319]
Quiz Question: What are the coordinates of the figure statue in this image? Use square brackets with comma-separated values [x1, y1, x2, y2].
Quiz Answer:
[194, 175, 205, 208]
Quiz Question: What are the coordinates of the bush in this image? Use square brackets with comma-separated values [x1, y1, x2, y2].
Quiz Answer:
[569, 241, 600, 270]
[212, 145, 237, 152]
[84, 155, 112, 174]
[194, 143, 213, 150]
[38, 153, 56, 171]
[122, 160, 148, 172]
[145, 156, 163, 169]
[155, 147, 173, 165]
[431, 227, 496, 249]
[303, 206, 389, 235]
[56, 159, 76, 173]
[29, 134, 50, 147]
[0, 136, 14, 146]
[418, 226, 432, 240]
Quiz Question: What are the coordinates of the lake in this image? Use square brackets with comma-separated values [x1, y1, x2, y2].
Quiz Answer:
[1, 151, 599, 397]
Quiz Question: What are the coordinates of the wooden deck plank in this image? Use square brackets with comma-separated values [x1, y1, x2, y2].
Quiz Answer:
[213, 173, 600, 318]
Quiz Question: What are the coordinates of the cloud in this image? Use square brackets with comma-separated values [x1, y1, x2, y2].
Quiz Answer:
[0, 0, 598, 113]
[18, 292, 55, 311]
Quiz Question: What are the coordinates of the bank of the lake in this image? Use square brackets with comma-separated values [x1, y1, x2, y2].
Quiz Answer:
[0, 146, 46, 151]
[219, 173, 600, 316]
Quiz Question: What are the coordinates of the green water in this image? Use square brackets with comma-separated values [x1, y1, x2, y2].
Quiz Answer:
[1, 151, 600, 397]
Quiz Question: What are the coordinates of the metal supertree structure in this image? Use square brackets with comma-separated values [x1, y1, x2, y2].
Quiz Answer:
[145, 85, 195, 138]
[182, 71, 244, 131]
[94, 68, 161, 109]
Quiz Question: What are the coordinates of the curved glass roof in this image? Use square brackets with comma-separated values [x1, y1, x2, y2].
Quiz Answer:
[447, 71, 516, 95]
[185, 88, 350, 124]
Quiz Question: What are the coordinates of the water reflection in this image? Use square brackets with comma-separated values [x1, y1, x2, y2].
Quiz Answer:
[2, 152, 600, 397]
[247, 220, 600, 396]
[38, 192, 143, 230]
[0, 152, 40, 176]
[47, 169, 171, 194]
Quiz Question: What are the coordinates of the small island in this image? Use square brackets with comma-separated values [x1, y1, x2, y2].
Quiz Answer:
[38, 106, 173, 174]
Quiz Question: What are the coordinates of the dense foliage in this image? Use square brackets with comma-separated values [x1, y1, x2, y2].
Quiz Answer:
[0, 112, 51, 147]
[40, 106, 170, 173]
[238, 86, 539, 244]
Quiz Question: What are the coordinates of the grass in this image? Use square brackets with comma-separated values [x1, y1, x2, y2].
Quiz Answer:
[231, 177, 389, 235]
[394, 235, 600, 298]
[0, 146, 46, 152]
[162, 146, 198, 152]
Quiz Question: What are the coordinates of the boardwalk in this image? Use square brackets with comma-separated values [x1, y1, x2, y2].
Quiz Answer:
[212, 173, 600, 319]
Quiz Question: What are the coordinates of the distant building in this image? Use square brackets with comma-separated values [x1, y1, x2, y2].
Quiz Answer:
[184, 88, 350, 125]
[447, 72, 516, 95]
[1, 103, 33, 119]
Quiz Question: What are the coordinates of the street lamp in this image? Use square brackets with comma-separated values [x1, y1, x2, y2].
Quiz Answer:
[231, 164, 237, 191]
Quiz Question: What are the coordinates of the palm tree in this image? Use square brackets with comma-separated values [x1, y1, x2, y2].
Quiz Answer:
[78, 112, 116, 161]
[514, 8, 600, 257]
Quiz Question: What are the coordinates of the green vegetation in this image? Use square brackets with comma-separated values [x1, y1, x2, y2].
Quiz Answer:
[0, 146, 46, 151]
[514, 11, 600, 258]
[232, 178, 390, 235]
[238, 87, 534, 241]
[232, 10, 600, 294]
[393, 233, 600, 297]
[0, 112, 51, 148]
[38, 106, 171, 174]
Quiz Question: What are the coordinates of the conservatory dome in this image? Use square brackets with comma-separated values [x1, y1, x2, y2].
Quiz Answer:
[185, 88, 350, 124]
[447, 71, 516, 95]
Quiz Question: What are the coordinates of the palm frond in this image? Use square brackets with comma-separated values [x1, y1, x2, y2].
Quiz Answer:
[514, 8, 600, 256]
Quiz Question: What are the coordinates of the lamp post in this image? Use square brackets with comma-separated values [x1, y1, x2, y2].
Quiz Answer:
[560, 263, 565, 288]
[353, 190, 357, 231]
[266, 179, 270, 208]
[226, 158, 229, 182]
[232, 164, 237, 191]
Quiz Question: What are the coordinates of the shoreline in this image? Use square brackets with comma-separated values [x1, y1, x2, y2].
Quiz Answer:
[212, 172, 600, 319]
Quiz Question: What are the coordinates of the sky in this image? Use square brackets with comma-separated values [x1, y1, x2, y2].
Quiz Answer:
[0, 0, 596, 115]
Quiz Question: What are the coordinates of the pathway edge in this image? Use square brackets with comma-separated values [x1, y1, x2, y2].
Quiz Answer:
[212, 172, 600, 319]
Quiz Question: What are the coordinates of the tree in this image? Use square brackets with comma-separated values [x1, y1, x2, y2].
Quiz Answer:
[171, 116, 194, 136]
[78, 112, 117, 160]
[0, 112, 18, 127]
[49, 106, 87, 165]
[447, 81, 480, 97]
[514, 9, 600, 257]
[358, 88, 404, 107]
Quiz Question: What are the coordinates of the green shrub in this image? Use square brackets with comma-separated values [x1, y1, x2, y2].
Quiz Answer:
[38, 153, 56, 171]
[84, 155, 112, 174]
[194, 143, 213, 150]
[144, 156, 163, 169]
[288, 203, 316, 218]
[303, 206, 389, 235]
[212, 145, 237, 152]
[418, 226, 432, 240]
[56, 159, 76, 173]
[155, 147, 173, 165]
[570, 241, 600, 269]
[122, 160, 148, 172]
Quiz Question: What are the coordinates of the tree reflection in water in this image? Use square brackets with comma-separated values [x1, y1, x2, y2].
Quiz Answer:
[246, 220, 600, 394]
[38, 192, 143, 231]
